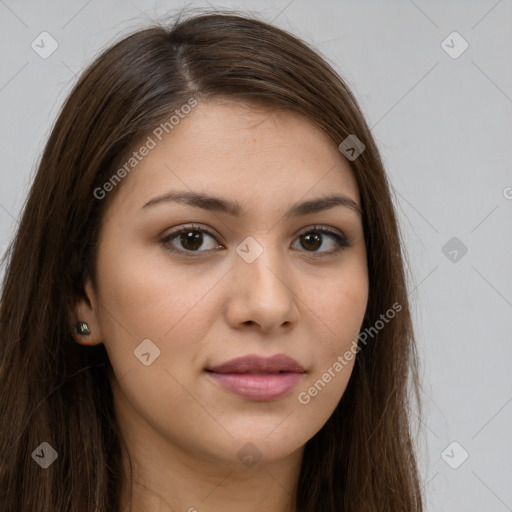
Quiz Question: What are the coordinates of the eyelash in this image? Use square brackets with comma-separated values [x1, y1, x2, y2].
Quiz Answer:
[160, 224, 351, 258]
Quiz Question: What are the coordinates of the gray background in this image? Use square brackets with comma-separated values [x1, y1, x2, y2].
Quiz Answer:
[1, 1, 511, 510]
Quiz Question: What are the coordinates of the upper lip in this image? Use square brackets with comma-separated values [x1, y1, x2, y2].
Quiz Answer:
[207, 354, 305, 374]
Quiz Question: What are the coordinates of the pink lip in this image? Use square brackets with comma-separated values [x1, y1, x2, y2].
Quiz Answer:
[206, 354, 305, 401]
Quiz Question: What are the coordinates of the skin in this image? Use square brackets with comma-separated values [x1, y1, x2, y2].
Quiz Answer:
[72, 98, 369, 512]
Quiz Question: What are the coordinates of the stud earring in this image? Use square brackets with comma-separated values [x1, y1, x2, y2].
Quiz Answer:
[75, 321, 91, 336]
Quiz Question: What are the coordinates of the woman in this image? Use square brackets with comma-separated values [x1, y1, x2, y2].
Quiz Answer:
[0, 10, 424, 512]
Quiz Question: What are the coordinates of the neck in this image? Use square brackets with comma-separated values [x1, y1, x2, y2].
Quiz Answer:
[118, 438, 302, 512]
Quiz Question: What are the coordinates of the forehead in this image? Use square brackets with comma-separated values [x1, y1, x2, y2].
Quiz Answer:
[107, 99, 361, 216]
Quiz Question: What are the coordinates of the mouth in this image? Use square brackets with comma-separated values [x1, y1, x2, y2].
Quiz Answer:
[205, 354, 305, 401]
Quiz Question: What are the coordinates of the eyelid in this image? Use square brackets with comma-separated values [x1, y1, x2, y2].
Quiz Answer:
[295, 224, 345, 239]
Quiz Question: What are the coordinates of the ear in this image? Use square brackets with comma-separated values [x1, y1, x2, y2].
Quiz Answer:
[68, 278, 103, 346]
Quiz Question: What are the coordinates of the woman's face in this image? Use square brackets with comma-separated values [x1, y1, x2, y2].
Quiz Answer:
[81, 99, 368, 468]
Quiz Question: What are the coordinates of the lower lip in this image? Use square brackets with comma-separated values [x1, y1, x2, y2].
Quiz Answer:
[207, 371, 304, 401]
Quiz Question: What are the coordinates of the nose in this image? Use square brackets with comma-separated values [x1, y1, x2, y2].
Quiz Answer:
[224, 238, 300, 334]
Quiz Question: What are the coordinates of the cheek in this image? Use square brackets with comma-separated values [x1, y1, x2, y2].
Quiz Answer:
[93, 244, 224, 438]
[95, 235, 220, 337]
[309, 260, 368, 347]
[325, 282, 367, 354]
[93, 239, 227, 380]
[298, 258, 368, 407]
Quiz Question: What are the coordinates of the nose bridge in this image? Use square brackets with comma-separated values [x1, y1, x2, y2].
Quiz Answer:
[230, 233, 298, 325]
[235, 234, 286, 287]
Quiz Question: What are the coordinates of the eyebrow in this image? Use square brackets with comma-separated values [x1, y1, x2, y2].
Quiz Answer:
[141, 190, 363, 218]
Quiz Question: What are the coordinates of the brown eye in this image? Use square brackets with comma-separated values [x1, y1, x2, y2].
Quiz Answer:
[179, 230, 203, 251]
[291, 226, 350, 255]
[299, 232, 322, 251]
[161, 224, 350, 258]
[161, 225, 222, 254]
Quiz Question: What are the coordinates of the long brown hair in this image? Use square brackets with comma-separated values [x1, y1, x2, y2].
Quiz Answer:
[0, 10, 423, 511]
